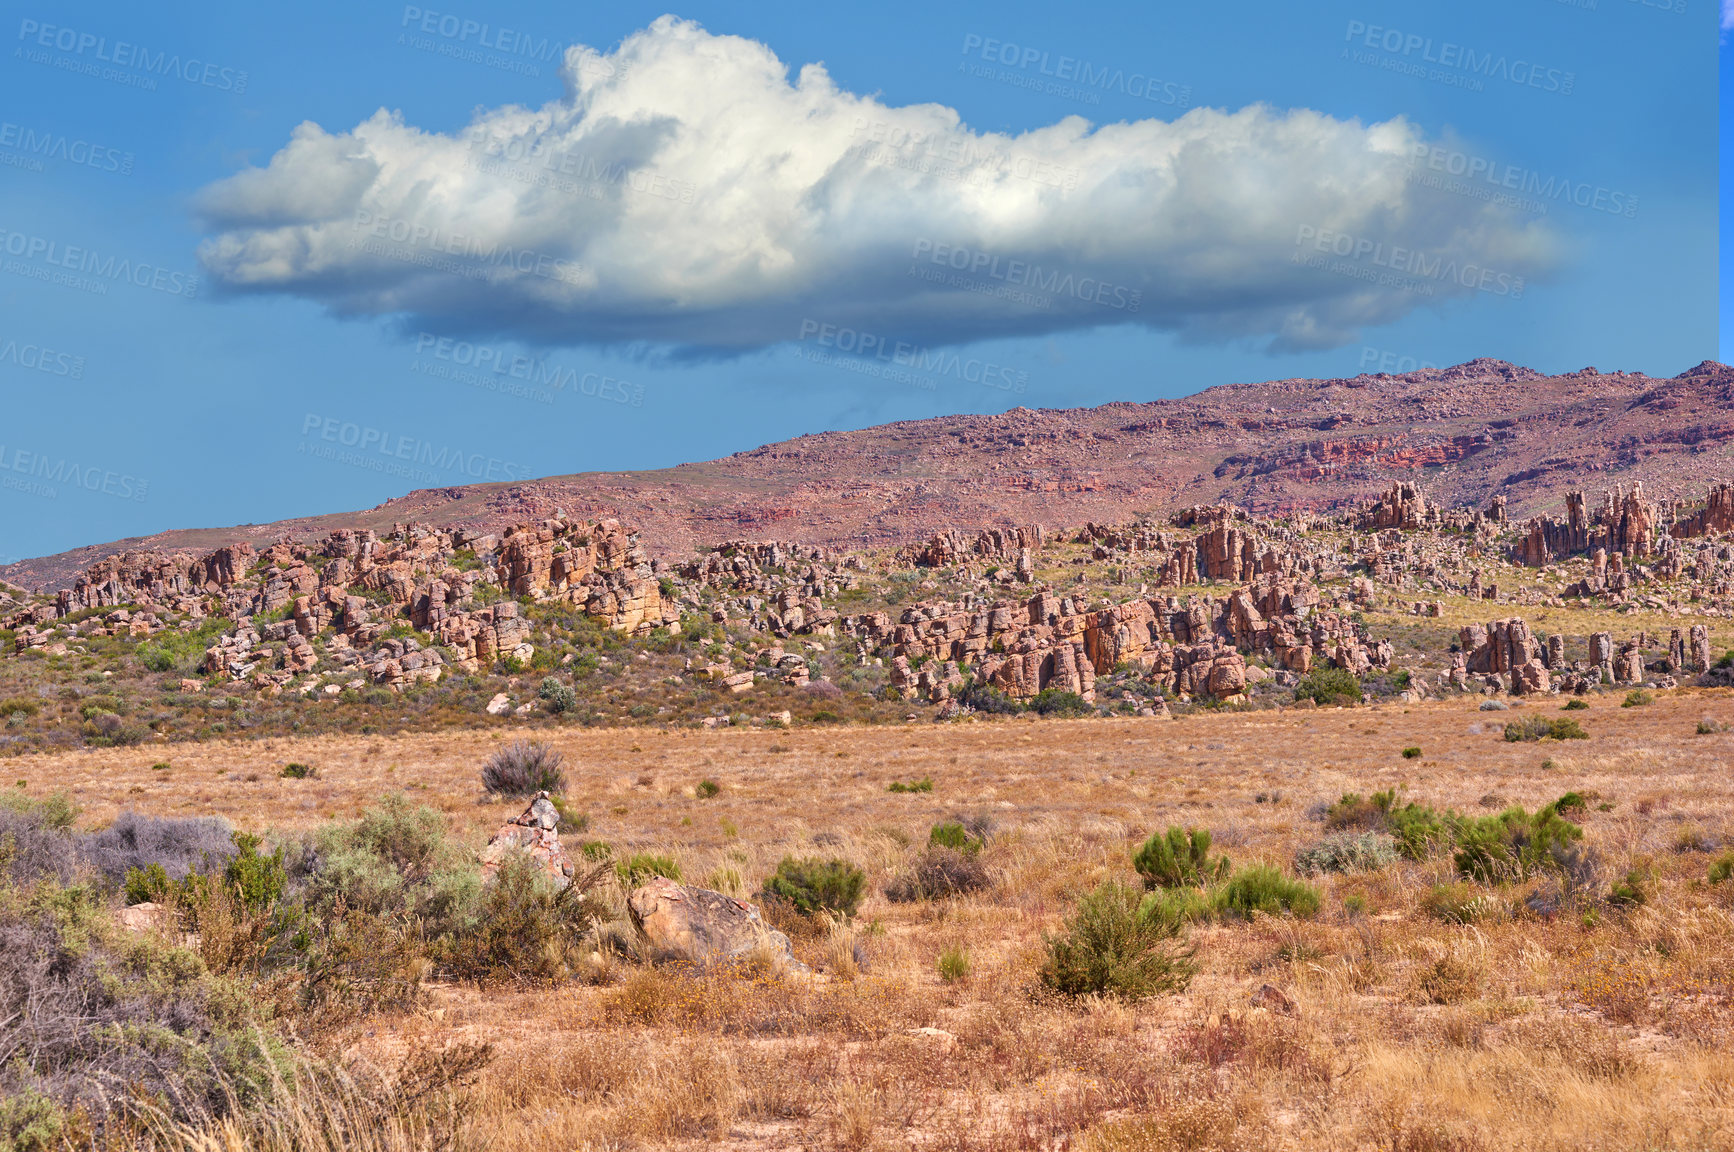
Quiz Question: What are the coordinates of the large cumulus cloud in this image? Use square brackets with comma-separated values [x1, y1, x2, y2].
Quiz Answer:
[195, 15, 1557, 355]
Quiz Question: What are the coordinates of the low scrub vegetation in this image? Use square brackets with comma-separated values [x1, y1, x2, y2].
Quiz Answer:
[480, 739, 568, 797]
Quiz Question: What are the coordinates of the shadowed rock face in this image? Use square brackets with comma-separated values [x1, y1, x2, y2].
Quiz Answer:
[10, 359, 1734, 591]
[627, 876, 803, 970]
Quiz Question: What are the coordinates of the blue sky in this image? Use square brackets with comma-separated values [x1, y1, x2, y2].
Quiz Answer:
[0, 0, 1716, 563]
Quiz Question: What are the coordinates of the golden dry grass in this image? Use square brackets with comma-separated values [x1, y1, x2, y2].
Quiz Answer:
[14, 689, 1734, 1150]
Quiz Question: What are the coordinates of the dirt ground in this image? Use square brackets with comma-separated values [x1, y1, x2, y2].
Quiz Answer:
[14, 690, 1734, 1150]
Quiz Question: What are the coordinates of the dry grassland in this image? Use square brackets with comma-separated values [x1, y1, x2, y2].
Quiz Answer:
[13, 690, 1734, 1150]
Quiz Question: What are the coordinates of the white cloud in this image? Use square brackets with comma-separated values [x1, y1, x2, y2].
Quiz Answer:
[195, 16, 1558, 355]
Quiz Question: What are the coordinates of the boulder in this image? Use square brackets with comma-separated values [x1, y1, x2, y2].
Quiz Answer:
[116, 901, 175, 934]
[480, 792, 574, 889]
[627, 875, 804, 970]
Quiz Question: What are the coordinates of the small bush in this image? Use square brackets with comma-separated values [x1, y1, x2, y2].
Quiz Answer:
[615, 852, 682, 888]
[928, 820, 983, 856]
[887, 777, 933, 794]
[1453, 804, 1583, 883]
[1030, 689, 1091, 716]
[438, 853, 607, 986]
[1608, 862, 1654, 907]
[1213, 864, 1320, 919]
[0, 791, 82, 886]
[884, 847, 990, 902]
[279, 762, 316, 779]
[1706, 852, 1733, 885]
[760, 857, 866, 919]
[1621, 690, 1653, 708]
[0, 697, 39, 718]
[1294, 831, 1399, 875]
[1421, 881, 1500, 924]
[1505, 716, 1589, 742]
[1400, 746, 1421, 759]
[1562, 698, 1590, 711]
[538, 677, 578, 715]
[1415, 955, 1482, 1004]
[1294, 665, 1362, 706]
[1038, 881, 1196, 1001]
[937, 945, 970, 983]
[1134, 826, 1230, 890]
[1324, 789, 1454, 860]
[1697, 720, 1722, 735]
[958, 681, 1023, 715]
[694, 779, 721, 799]
[1553, 791, 1589, 815]
[480, 740, 567, 797]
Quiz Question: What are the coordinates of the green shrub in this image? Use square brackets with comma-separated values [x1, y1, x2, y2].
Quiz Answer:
[1294, 831, 1399, 875]
[1294, 665, 1362, 706]
[928, 821, 983, 856]
[123, 862, 172, 905]
[437, 853, 606, 986]
[280, 762, 316, 779]
[1420, 881, 1500, 924]
[1621, 690, 1653, 708]
[695, 779, 721, 799]
[1697, 720, 1722, 735]
[1213, 864, 1320, 919]
[937, 945, 970, 983]
[1553, 791, 1588, 815]
[1133, 827, 1230, 890]
[538, 677, 578, 715]
[1453, 804, 1583, 883]
[1608, 863, 1653, 907]
[1706, 852, 1733, 885]
[222, 832, 287, 913]
[1029, 689, 1091, 716]
[1325, 789, 1454, 860]
[1138, 884, 1214, 926]
[1038, 881, 1196, 1001]
[958, 682, 1023, 715]
[1504, 716, 1589, 742]
[1562, 698, 1590, 710]
[1400, 746, 1421, 760]
[0, 697, 39, 718]
[302, 794, 478, 932]
[616, 852, 682, 888]
[760, 857, 866, 919]
[887, 777, 934, 794]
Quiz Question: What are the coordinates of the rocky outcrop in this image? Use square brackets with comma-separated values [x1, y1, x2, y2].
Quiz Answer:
[479, 792, 575, 889]
[627, 876, 803, 970]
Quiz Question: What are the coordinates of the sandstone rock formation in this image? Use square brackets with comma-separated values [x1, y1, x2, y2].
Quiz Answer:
[480, 792, 575, 889]
[626, 876, 803, 970]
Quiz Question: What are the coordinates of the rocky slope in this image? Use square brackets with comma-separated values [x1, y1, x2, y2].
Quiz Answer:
[9, 358, 1733, 592]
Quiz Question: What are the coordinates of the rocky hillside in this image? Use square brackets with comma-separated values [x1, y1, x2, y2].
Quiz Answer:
[9, 358, 1733, 592]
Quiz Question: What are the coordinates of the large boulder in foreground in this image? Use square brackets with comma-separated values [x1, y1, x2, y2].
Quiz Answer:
[480, 791, 574, 889]
[627, 876, 804, 970]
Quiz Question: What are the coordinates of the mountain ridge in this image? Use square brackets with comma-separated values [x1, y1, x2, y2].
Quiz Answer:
[7, 357, 1731, 592]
